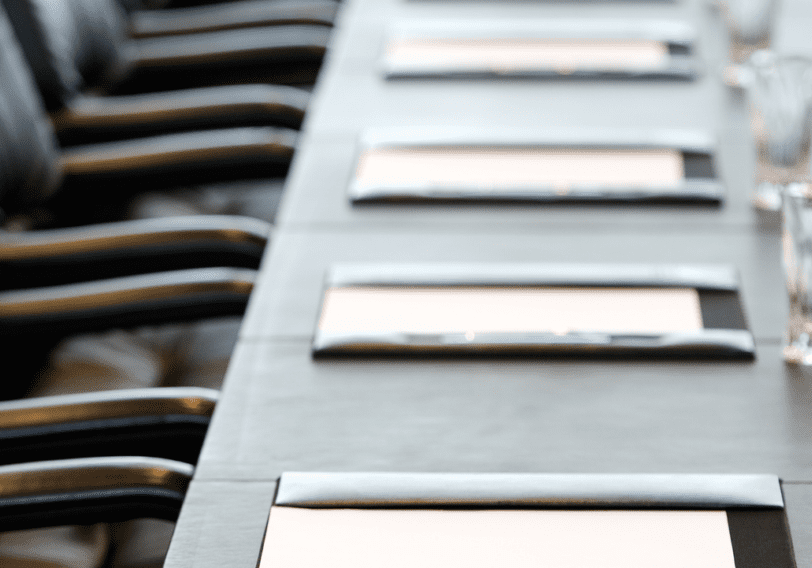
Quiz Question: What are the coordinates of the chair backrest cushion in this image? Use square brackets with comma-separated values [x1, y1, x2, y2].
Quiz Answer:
[0, 4, 64, 206]
[70, 0, 129, 88]
[0, 0, 82, 110]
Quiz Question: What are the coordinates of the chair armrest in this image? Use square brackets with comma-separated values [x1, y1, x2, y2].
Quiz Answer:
[142, 0, 339, 9]
[130, 0, 337, 38]
[0, 456, 193, 530]
[135, 0, 339, 11]
[59, 126, 296, 187]
[0, 387, 217, 465]
[54, 85, 309, 144]
[114, 25, 329, 92]
[0, 267, 255, 337]
[0, 215, 270, 289]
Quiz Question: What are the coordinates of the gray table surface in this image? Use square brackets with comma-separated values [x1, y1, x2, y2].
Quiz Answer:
[165, 0, 812, 566]
[166, 480, 812, 568]
[240, 229, 785, 341]
[198, 340, 812, 480]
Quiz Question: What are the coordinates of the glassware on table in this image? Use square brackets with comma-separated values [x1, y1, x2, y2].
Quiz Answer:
[721, 0, 780, 64]
[745, 52, 812, 210]
[781, 183, 812, 364]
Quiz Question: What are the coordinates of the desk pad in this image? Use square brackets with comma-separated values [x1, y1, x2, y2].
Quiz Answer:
[349, 131, 720, 204]
[383, 21, 698, 80]
[259, 473, 791, 568]
[312, 264, 754, 359]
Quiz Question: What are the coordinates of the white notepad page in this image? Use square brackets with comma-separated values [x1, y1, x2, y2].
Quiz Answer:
[355, 148, 685, 191]
[386, 38, 670, 72]
[318, 286, 704, 335]
[260, 508, 736, 568]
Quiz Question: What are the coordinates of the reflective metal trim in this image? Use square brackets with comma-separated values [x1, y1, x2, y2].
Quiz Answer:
[0, 215, 270, 260]
[0, 457, 193, 499]
[132, 26, 330, 68]
[275, 472, 784, 509]
[326, 263, 741, 291]
[0, 387, 217, 429]
[350, 180, 723, 204]
[312, 329, 755, 358]
[59, 128, 297, 175]
[359, 128, 717, 153]
[384, 63, 699, 81]
[0, 268, 255, 317]
[53, 86, 308, 128]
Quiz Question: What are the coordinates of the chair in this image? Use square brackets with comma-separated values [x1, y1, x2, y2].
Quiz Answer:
[2, 0, 329, 105]
[0, 455, 193, 529]
[0, 263, 253, 566]
[0, 0, 265, 410]
[0, 265, 256, 394]
[51, 85, 310, 145]
[0, 266, 250, 568]
[128, 0, 337, 38]
[0, 1, 294, 228]
[121, 0, 339, 13]
[0, 0, 312, 147]
[0, 0, 270, 395]
[0, 455, 194, 567]
[0, 215, 269, 290]
[0, 386, 217, 465]
[0, 287, 224, 568]
[0, 2, 269, 553]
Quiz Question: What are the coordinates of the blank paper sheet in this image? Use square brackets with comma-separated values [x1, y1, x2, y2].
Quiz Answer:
[386, 38, 670, 72]
[259, 508, 736, 568]
[318, 286, 704, 335]
[355, 148, 685, 192]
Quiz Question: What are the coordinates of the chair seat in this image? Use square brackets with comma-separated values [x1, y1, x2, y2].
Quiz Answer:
[31, 315, 239, 395]
[28, 329, 172, 397]
[0, 524, 109, 568]
[126, 178, 286, 223]
[109, 519, 175, 568]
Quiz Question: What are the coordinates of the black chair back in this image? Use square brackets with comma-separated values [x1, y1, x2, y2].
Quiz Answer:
[0, 4, 63, 210]
[1, 0, 131, 107]
[0, 0, 83, 109]
[70, 0, 129, 87]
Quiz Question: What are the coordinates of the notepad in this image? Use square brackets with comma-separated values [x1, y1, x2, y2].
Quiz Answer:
[386, 38, 670, 73]
[354, 148, 685, 192]
[259, 508, 736, 568]
[318, 286, 704, 335]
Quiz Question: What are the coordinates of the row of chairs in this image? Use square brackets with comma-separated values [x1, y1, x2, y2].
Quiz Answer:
[0, 0, 336, 565]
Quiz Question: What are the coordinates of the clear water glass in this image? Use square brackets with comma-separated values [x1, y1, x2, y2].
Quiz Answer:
[746, 52, 812, 210]
[782, 183, 812, 364]
[720, 0, 780, 64]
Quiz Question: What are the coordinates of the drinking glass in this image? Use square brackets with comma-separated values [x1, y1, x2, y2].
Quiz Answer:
[782, 183, 812, 364]
[746, 52, 812, 210]
[720, 0, 780, 65]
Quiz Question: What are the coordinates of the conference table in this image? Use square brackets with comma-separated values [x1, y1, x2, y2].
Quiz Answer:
[165, 0, 812, 566]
